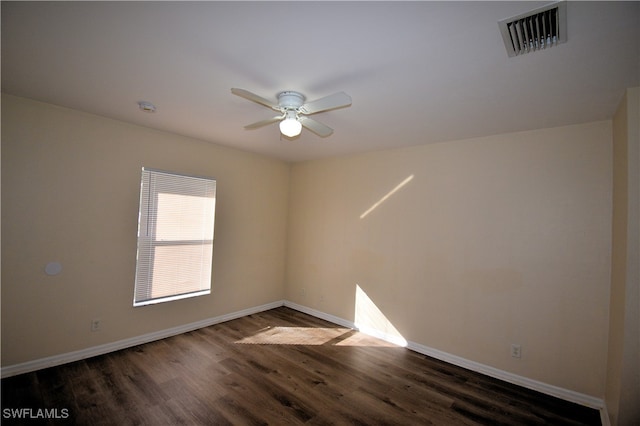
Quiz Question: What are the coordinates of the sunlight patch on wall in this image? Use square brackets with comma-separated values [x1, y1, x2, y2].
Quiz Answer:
[355, 284, 407, 347]
[360, 174, 414, 219]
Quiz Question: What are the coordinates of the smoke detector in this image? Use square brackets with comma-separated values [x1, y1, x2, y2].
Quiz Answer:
[138, 101, 157, 113]
[498, 1, 567, 57]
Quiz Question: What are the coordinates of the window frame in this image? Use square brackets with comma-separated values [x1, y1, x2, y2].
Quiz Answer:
[133, 168, 216, 307]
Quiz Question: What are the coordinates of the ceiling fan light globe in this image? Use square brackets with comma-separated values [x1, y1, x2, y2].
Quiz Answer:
[280, 118, 302, 137]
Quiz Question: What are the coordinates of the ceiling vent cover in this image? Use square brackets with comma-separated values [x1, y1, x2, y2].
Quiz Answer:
[499, 1, 567, 57]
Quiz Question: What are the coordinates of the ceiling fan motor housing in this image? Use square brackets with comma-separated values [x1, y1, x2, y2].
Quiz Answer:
[278, 91, 305, 110]
[232, 87, 350, 137]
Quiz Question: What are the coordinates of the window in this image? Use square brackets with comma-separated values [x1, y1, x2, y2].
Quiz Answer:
[134, 168, 216, 306]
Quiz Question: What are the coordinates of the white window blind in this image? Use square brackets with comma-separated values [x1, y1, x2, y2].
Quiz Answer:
[134, 168, 216, 307]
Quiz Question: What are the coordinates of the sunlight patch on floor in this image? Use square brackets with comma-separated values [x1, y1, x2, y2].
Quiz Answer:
[236, 326, 350, 345]
[235, 326, 399, 347]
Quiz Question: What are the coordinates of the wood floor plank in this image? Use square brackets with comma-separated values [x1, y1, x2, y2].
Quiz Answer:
[1, 307, 601, 425]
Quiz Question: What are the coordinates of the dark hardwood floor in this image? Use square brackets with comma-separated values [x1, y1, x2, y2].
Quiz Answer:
[2, 307, 601, 425]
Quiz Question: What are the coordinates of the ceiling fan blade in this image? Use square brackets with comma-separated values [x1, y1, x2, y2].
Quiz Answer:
[299, 92, 352, 115]
[244, 115, 284, 130]
[231, 88, 278, 110]
[299, 116, 333, 137]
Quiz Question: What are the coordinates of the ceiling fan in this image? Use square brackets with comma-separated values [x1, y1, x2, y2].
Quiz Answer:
[231, 88, 352, 138]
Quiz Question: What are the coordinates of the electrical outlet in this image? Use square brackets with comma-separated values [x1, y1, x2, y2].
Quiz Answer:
[91, 318, 101, 332]
[511, 344, 522, 358]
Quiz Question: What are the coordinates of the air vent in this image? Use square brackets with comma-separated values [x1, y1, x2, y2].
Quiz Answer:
[499, 1, 567, 57]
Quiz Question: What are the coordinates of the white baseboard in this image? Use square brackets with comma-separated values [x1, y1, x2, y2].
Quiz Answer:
[1, 298, 607, 416]
[405, 340, 604, 410]
[599, 403, 611, 426]
[284, 301, 606, 412]
[1, 300, 285, 379]
[283, 300, 357, 329]
[283, 301, 408, 347]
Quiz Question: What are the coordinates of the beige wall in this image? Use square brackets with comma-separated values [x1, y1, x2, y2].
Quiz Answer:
[1, 94, 290, 365]
[286, 122, 613, 397]
[1, 93, 622, 403]
[606, 87, 640, 425]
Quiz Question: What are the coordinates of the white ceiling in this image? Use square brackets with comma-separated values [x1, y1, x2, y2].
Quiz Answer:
[2, 1, 639, 162]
